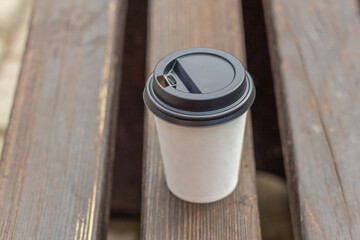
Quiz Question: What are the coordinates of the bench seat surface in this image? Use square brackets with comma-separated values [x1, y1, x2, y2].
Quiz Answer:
[263, 0, 360, 238]
[0, 0, 127, 238]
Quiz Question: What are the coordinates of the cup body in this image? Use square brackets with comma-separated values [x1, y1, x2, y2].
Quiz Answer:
[154, 112, 247, 203]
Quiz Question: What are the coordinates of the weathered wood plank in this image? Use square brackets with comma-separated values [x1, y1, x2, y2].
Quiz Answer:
[141, 0, 261, 239]
[0, 0, 127, 239]
[263, 0, 360, 238]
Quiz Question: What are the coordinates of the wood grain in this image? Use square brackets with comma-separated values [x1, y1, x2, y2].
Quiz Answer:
[0, 0, 127, 239]
[263, 0, 360, 239]
[141, 0, 261, 239]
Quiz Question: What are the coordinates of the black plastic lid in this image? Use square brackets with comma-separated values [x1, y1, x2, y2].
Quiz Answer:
[143, 48, 255, 127]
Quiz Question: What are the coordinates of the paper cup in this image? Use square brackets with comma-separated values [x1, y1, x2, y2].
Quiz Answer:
[143, 48, 255, 203]
[154, 112, 247, 203]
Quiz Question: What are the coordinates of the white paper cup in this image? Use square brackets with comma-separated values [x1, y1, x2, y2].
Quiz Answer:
[154, 112, 247, 203]
[143, 48, 255, 203]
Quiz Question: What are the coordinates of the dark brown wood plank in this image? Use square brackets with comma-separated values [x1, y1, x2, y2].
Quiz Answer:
[141, 0, 261, 239]
[0, 0, 127, 238]
[263, 0, 360, 238]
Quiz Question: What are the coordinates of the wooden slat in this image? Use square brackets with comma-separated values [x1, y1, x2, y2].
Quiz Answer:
[0, 0, 127, 238]
[263, 0, 360, 238]
[141, 0, 261, 239]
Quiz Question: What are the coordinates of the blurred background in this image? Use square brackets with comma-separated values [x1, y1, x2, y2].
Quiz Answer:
[0, 0, 293, 239]
[0, 0, 32, 156]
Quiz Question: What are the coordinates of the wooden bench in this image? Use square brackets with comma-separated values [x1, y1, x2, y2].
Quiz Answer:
[140, 0, 261, 239]
[263, 0, 360, 238]
[0, 0, 127, 238]
[2, 0, 359, 239]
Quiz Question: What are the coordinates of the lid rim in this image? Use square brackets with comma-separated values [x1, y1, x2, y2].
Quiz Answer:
[143, 72, 256, 127]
